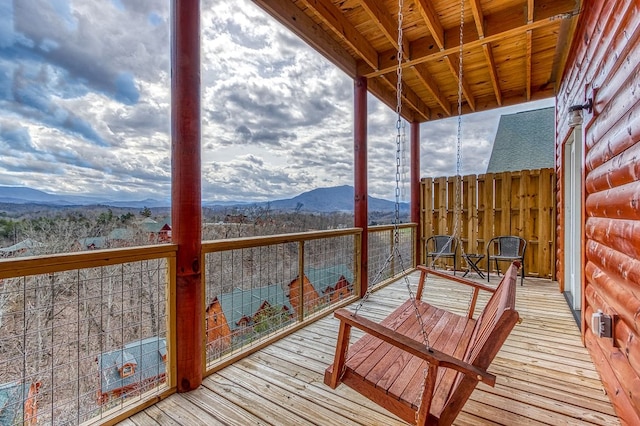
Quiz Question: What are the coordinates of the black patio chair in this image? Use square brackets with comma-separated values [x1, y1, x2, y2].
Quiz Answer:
[486, 236, 527, 285]
[425, 235, 458, 275]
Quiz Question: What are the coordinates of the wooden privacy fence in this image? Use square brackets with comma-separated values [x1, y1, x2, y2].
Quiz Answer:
[421, 168, 556, 279]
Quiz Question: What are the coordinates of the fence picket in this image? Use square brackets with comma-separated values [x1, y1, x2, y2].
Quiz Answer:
[420, 168, 556, 279]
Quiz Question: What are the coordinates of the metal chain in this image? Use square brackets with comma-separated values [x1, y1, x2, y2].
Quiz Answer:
[455, 0, 476, 318]
[401, 121, 407, 201]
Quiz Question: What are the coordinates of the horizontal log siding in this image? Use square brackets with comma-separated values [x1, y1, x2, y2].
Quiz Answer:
[420, 169, 555, 279]
[557, 0, 640, 422]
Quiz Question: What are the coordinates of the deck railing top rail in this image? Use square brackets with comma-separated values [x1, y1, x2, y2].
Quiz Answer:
[0, 244, 178, 279]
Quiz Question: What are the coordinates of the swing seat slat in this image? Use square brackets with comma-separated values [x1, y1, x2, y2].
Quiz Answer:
[324, 262, 520, 426]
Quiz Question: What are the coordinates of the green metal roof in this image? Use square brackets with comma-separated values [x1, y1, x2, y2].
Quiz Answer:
[0, 382, 30, 425]
[96, 337, 166, 395]
[216, 284, 291, 331]
[486, 107, 555, 173]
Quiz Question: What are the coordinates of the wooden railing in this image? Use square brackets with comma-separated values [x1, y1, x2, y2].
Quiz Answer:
[368, 223, 417, 288]
[421, 168, 556, 279]
[0, 245, 178, 426]
[0, 225, 416, 425]
[201, 228, 363, 373]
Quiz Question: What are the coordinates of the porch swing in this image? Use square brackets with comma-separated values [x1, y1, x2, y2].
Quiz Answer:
[323, 1, 521, 424]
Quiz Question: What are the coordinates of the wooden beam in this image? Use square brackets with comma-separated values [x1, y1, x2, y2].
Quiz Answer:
[469, 0, 485, 38]
[482, 43, 503, 106]
[381, 73, 431, 121]
[413, 63, 452, 116]
[366, 75, 416, 123]
[359, 0, 410, 59]
[172, 0, 203, 393]
[354, 77, 368, 295]
[298, 0, 378, 70]
[549, 12, 578, 86]
[528, 0, 535, 23]
[363, 12, 573, 78]
[526, 31, 532, 101]
[251, 0, 356, 77]
[444, 54, 476, 112]
[415, 0, 445, 49]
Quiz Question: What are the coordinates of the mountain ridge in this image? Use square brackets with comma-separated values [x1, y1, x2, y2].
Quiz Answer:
[0, 185, 408, 213]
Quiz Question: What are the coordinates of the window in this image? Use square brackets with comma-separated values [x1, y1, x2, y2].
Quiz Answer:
[120, 365, 134, 378]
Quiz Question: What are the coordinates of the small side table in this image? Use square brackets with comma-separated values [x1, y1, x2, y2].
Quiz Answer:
[462, 254, 485, 279]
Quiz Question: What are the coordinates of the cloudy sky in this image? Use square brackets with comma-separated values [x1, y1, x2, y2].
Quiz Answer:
[0, 0, 553, 203]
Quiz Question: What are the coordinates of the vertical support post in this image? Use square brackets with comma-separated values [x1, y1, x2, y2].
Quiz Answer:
[411, 121, 421, 266]
[171, 0, 202, 392]
[354, 76, 368, 296]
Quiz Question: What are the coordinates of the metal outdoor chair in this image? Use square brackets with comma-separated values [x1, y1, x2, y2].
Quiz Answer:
[425, 235, 458, 275]
[486, 236, 527, 285]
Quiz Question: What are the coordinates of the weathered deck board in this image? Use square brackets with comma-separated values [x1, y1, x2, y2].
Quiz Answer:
[129, 273, 619, 425]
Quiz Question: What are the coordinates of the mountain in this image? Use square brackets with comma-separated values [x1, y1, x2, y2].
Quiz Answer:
[265, 185, 408, 213]
[0, 185, 407, 213]
[0, 186, 168, 208]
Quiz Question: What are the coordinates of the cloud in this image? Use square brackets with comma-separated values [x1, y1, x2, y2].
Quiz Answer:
[0, 0, 554, 205]
[0, 123, 34, 151]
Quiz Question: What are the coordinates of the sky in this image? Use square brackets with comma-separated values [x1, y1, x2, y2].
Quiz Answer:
[0, 0, 554, 203]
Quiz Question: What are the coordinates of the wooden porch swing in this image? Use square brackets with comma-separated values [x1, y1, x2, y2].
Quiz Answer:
[324, 1, 520, 424]
[324, 263, 520, 425]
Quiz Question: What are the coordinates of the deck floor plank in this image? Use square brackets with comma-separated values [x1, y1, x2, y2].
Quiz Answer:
[126, 273, 619, 425]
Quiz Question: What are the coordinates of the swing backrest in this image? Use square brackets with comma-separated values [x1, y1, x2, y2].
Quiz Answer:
[437, 261, 520, 424]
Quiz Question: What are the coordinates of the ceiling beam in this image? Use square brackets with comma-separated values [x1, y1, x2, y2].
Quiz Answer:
[298, 0, 379, 71]
[444, 54, 476, 111]
[413, 63, 452, 116]
[528, 0, 535, 23]
[470, 0, 501, 106]
[415, 0, 445, 49]
[250, 0, 356, 77]
[469, 0, 485, 38]
[482, 44, 502, 106]
[367, 77, 416, 123]
[549, 11, 578, 87]
[359, 0, 410, 59]
[526, 31, 532, 101]
[381, 73, 431, 121]
[362, 12, 573, 78]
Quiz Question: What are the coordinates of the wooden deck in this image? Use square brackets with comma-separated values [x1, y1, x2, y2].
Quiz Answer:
[122, 271, 619, 425]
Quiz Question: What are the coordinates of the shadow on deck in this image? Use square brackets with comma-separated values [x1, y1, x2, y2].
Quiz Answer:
[122, 271, 619, 425]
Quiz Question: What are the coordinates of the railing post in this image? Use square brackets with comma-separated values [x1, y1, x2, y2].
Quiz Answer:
[171, 0, 203, 392]
[354, 76, 368, 295]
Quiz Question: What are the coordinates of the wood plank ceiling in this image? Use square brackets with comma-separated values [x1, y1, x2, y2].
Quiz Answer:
[251, 0, 582, 123]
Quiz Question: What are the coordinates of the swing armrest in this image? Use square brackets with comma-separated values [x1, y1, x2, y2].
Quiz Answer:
[333, 308, 496, 386]
[417, 265, 497, 294]
[416, 265, 497, 318]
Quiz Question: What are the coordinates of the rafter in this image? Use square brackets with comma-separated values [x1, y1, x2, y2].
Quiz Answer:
[444, 54, 476, 111]
[363, 13, 573, 78]
[250, 0, 356, 77]
[469, 0, 485, 38]
[549, 11, 578, 86]
[413, 63, 452, 116]
[367, 77, 416, 123]
[526, 31, 532, 101]
[298, 0, 379, 71]
[415, 0, 445, 49]
[528, 0, 535, 23]
[381, 73, 431, 121]
[359, 0, 410, 59]
[482, 44, 502, 106]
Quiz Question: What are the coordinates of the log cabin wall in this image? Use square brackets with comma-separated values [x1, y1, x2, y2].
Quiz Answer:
[556, 0, 640, 422]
